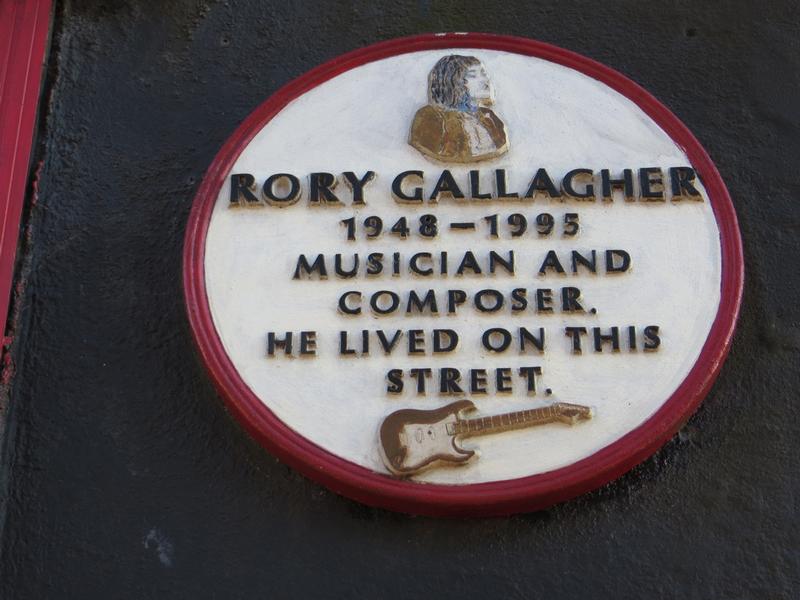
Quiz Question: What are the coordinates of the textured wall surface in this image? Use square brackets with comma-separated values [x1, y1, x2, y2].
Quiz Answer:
[0, 1, 797, 598]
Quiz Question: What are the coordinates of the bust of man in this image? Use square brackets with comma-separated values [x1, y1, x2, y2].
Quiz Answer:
[409, 55, 509, 163]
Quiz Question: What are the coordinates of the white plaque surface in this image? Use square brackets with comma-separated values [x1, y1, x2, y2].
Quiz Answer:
[201, 49, 722, 485]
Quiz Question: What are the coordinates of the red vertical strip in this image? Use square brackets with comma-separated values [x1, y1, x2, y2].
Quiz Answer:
[0, 0, 52, 331]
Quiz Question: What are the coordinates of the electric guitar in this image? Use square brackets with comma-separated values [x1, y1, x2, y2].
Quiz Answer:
[379, 400, 593, 476]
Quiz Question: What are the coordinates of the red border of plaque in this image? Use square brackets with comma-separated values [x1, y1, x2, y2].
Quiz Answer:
[183, 33, 743, 517]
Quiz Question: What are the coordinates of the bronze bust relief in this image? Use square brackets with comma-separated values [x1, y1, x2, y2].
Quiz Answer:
[409, 55, 509, 163]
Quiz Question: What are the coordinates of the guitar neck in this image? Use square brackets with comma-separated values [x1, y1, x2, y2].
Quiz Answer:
[452, 406, 560, 437]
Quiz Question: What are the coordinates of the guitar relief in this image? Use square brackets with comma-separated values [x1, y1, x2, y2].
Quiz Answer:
[380, 400, 593, 476]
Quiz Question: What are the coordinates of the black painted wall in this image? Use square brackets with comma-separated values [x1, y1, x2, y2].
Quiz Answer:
[1, 1, 797, 598]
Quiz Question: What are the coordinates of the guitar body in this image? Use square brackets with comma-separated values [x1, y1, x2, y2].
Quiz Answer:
[380, 400, 477, 475]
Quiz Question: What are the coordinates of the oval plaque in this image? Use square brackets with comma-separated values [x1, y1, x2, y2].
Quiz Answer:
[184, 34, 742, 516]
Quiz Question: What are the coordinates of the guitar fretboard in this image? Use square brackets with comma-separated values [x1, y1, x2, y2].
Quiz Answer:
[450, 405, 559, 437]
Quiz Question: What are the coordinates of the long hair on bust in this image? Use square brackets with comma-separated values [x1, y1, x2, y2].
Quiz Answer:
[427, 55, 481, 110]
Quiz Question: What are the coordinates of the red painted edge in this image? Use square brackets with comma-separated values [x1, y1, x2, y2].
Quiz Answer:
[0, 0, 52, 336]
[183, 33, 744, 517]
